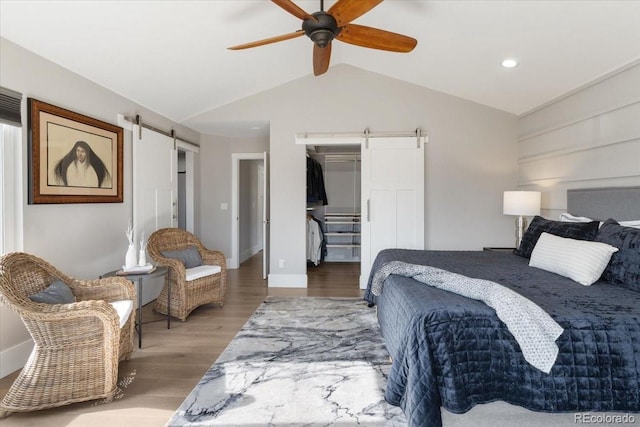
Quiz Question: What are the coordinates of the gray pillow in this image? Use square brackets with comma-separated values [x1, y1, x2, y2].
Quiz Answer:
[594, 219, 640, 292]
[514, 215, 600, 258]
[29, 279, 75, 304]
[161, 246, 203, 268]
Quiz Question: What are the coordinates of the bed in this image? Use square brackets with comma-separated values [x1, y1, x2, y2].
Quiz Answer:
[364, 187, 640, 427]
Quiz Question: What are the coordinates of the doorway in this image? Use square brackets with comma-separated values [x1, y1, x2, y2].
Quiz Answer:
[231, 152, 269, 279]
[299, 134, 426, 289]
[306, 144, 362, 287]
[238, 159, 263, 263]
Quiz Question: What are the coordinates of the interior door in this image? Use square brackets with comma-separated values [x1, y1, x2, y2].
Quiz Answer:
[262, 151, 270, 280]
[133, 124, 177, 303]
[360, 137, 425, 288]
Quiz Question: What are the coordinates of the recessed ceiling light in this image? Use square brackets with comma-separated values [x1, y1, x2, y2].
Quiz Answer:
[502, 58, 519, 68]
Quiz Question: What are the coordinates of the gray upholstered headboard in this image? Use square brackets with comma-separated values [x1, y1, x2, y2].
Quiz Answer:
[567, 187, 640, 221]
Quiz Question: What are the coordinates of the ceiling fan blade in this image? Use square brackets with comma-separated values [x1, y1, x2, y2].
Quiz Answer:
[336, 24, 417, 52]
[271, 0, 315, 21]
[228, 30, 305, 50]
[313, 42, 332, 76]
[328, 0, 383, 26]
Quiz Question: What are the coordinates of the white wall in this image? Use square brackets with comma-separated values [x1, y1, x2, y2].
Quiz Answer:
[187, 64, 520, 287]
[518, 62, 640, 218]
[0, 37, 200, 377]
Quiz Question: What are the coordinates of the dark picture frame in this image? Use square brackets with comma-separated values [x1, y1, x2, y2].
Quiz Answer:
[28, 98, 123, 204]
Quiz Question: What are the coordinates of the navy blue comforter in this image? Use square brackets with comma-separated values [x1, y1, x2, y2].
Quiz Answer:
[364, 249, 640, 427]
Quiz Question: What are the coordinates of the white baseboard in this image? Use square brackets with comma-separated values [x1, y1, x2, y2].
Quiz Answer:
[0, 338, 33, 378]
[267, 274, 308, 288]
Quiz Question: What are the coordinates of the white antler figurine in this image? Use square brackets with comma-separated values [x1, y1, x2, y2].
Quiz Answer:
[138, 232, 148, 266]
[139, 232, 148, 250]
[126, 219, 134, 245]
[124, 219, 137, 268]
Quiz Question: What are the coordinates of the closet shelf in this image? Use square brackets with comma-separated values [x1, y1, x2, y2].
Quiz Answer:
[325, 221, 360, 225]
[320, 155, 360, 263]
[324, 212, 360, 261]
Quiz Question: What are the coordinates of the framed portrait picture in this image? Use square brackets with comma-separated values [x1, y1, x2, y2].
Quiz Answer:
[28, 98, 123, 204]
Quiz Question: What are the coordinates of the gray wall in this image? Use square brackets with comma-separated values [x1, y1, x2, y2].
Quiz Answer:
[517, 63, 640, 218]
[186, 64, 520, 286]
[0, 37, 200, 377]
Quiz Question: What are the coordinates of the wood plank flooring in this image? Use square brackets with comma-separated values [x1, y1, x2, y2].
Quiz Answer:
[0, 254, 363, 426]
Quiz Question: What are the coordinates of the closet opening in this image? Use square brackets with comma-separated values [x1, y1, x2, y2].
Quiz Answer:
[306, 144, 361, 288]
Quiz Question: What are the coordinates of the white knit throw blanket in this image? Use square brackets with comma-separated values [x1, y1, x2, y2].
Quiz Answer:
[371, 261, 564, 373]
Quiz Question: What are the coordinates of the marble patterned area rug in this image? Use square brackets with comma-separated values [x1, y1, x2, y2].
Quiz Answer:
[167, 296, 407, 426]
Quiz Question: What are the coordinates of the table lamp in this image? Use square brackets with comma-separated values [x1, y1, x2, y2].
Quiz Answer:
[503, 191, 541, 249]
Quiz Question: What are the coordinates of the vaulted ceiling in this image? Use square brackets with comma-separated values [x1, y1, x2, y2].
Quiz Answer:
[2, 0, 640, 136]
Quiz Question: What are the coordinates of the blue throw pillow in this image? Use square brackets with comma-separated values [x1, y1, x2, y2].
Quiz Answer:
[161, 246, 203, 269]
[29, 279, 75, 304]
[514, 215, 600, 259]
[594, 219, 640, 292]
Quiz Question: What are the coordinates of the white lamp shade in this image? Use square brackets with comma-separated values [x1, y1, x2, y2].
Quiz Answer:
[503, 191, 541, 216]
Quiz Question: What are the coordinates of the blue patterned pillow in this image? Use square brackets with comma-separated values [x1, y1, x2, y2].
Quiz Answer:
[514, 215, 600, 259]
[161, 246, 203, 268]
[594, 219, 640, 292]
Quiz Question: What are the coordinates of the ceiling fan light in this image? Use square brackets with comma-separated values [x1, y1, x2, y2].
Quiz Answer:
[310, 29, 334, 47]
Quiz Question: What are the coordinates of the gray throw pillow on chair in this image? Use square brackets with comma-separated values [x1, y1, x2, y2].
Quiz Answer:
[161, 246, 203, 269]
[29, 279, 76, 304]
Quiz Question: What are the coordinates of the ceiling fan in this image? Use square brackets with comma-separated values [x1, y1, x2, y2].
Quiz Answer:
[228, 0, 417, 76]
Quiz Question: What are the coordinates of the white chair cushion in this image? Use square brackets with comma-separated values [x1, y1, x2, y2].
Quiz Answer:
[109, 300, 134, 328]
[529, 232, 618, 286]
[186, 265, 222, 281]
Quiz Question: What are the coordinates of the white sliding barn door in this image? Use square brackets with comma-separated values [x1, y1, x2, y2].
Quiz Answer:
[360, 137, 425, 288]
[133, 125, 177, 237]
[133, 125, 177, 304]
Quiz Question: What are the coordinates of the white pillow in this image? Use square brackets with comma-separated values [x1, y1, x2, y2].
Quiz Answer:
[559, 212, 593, 223]
[619, 220, 640, 229]
[559, 212, 640, 229]
[529, 232, 618, 286]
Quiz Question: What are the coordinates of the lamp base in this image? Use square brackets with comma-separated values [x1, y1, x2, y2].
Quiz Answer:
[515, 216, 528, 249]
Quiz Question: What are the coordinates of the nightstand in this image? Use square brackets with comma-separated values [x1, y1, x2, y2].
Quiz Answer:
[483, 247, 516, 252]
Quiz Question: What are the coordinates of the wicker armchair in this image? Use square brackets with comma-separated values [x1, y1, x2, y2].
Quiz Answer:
[147, 228, 227, 321]
[0, 252, 136, 417]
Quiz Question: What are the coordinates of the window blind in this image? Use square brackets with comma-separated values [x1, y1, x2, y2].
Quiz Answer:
[0, 87, 22, 127]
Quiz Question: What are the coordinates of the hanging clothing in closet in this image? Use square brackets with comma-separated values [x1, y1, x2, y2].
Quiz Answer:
[306, 214, 325, 266]
[307, 156, 328, 205]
